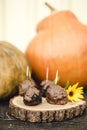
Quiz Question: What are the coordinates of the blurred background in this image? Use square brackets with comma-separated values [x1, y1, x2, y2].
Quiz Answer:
[0, 0, 87, 52]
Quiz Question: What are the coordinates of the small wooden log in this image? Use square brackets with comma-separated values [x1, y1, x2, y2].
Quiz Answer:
[9, 96, 87, 122]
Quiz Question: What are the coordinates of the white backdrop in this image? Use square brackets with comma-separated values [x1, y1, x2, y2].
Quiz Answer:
[0, 0, 87, 52]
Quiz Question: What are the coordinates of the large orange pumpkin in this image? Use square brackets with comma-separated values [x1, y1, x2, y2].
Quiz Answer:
[26, 10, 87, 87]
[36, 10, 78, 32]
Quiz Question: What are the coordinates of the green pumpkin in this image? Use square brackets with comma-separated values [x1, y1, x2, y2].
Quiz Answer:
[0, 41, 31, 100]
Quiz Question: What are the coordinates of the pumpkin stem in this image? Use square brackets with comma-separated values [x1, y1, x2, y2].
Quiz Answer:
[45, 2, 57, 13]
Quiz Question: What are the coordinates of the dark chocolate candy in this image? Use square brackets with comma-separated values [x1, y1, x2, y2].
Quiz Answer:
[40, 80, 54, 97]
[19, 78, 36, 96]
[23, 86, 42, 106]
[46, 85, 68, 105]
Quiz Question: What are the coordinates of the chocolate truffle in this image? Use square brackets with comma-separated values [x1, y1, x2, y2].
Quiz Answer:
[19, 78, 36, 96]
[46, 85, 68, 105]
[40, 80, 54, 97]
[23, 86, 42, 106]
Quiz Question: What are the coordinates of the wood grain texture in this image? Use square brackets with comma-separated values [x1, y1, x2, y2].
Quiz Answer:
[9, 96, 86, 122]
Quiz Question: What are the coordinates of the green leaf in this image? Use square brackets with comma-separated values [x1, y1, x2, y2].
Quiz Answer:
[65, 80, 70, 89]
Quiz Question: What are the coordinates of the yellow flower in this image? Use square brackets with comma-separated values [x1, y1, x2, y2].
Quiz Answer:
[66, 83, 84, 102]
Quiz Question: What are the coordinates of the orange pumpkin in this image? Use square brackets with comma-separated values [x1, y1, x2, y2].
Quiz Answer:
[36, 10, 78, 32]
[26, 10, 87, 87]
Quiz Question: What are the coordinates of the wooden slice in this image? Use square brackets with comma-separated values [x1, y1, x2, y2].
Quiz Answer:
[9, 96, 87, 122]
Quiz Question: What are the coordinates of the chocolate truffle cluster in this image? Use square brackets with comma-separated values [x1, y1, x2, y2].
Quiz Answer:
[18, 68, 68, 106]
[40, 80, 68, 105]
[19, 78, 42, 106]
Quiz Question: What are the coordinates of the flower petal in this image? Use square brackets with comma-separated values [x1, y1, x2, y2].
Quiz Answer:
[66, 83, 84, 102]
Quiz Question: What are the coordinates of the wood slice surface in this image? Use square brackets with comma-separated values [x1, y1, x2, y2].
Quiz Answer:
[9, 96, 87, 122]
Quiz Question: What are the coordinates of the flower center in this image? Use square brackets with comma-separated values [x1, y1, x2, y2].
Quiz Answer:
[69, 91, 74, 96]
